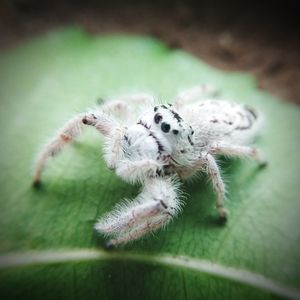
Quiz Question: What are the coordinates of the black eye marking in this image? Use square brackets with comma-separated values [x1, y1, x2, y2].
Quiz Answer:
[161, 122, 170, 133]
[168, 103, 173, 106]
[191, 130, 194, 135]
[161, 105, 168, 109]
[154, 113, 163, 124]
[154, 106, 158, 112]
[172, 129, 179, 135]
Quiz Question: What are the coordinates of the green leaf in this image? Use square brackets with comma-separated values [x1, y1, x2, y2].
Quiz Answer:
[0, 27, 300, 300]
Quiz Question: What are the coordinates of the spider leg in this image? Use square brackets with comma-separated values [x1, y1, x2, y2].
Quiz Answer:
[195, 144, 267, 220]
[98, 100, 130, 119]
[174, 84, 220, 109]
[33, 110, 117, 187]
[200, 152, 228, 220]
[210, 143, 268, 167]
[113, 93, 155, 107]
[95, 177, 182, 247]
[98, 94, 155, 121]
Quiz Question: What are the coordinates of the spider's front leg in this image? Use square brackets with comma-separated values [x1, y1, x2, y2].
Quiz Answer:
[33, 110, 117, 187]
[95, 177, 182, 248]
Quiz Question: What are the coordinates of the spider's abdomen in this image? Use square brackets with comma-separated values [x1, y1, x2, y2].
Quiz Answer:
[179, 100, 263, 147]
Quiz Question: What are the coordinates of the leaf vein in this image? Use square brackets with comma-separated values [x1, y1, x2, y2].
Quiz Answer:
[0, 249, 299, 300]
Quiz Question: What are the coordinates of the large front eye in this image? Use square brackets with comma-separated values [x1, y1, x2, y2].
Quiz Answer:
[172, 129, 179, 135]
[161, 122, 170, 133]
[154, 113, 163, 124]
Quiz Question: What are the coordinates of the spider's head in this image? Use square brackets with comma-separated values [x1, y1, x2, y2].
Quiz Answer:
[151, 104, 195, 153]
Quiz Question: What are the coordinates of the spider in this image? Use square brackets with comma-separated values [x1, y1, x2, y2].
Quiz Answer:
[33, 85, 267, 248]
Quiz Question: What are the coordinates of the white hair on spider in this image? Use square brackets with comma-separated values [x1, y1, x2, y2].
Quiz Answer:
[33, 85, 267, 248]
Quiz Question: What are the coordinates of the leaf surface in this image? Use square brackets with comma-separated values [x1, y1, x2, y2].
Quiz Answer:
[0, 27, 300, 300]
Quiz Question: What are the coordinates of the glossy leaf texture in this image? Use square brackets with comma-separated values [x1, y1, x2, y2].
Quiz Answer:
[0, 28, 300, 300]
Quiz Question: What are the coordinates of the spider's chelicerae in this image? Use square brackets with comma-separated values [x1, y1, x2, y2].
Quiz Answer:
[33, 85, 267, 248]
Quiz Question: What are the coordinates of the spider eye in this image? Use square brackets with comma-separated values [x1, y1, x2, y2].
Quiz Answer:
[161, 122, 170, 133]
[154, 106, 158, 112]
[191, 130, 194, 135]
[172, 129, 179, 135]
[154, 113, 163, 124]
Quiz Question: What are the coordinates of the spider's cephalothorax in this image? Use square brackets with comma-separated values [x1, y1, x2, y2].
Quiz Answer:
[33, 85, 267, 248]
[136, 104, 196, 167]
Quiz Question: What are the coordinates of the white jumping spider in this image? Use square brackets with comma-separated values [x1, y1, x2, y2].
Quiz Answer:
[33, 85, 267, 248]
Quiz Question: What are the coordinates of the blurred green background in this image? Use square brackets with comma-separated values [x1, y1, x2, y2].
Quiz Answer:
[0, 1, 300, 300]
